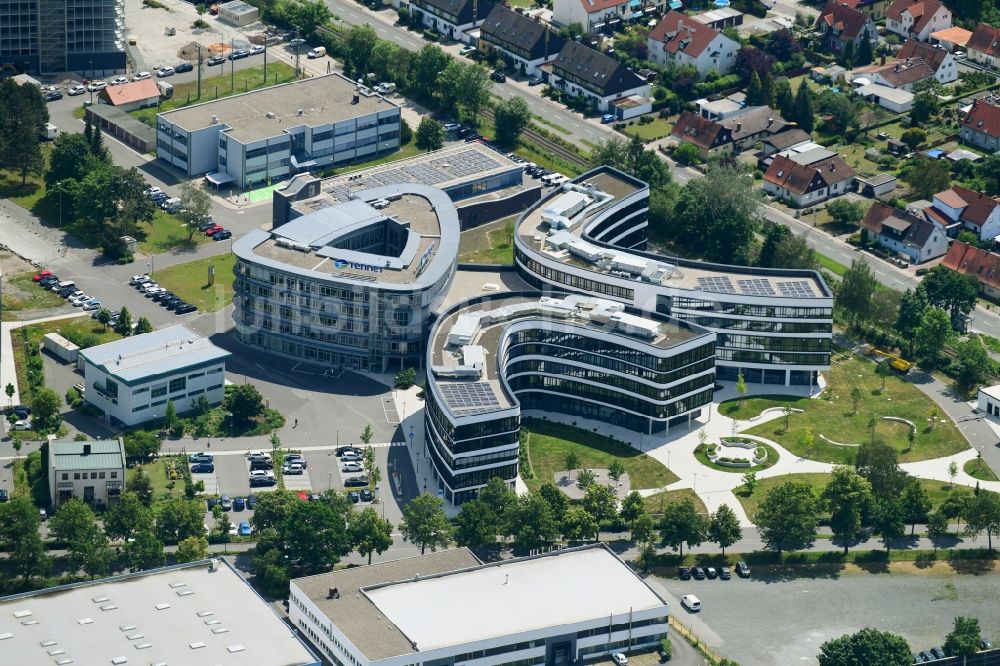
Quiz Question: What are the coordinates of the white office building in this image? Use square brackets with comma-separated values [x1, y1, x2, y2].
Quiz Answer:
[290, 545, 670, 666]
[79, 325, 231, 427]
[155, 74, 401, 189]
[48, 438, 126, 509]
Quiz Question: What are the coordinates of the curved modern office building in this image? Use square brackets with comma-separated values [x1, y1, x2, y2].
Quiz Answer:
[232, 183, 458, 372]
[426, 292, 716, 503]
[513, 167, 834, 386]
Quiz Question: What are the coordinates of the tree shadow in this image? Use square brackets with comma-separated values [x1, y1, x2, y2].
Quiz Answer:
[0, 177, 39, 199]
[946, 549, 997, 575]
[853, 550, 890, 574]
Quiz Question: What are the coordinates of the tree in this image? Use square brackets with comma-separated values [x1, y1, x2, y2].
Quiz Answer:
[742, 470, 758, 494]
[754, 481, 820, 554]
[564, 450, 580, 480]
[941, 491, 972, 535]
[0, 496, 51, 584]
[538, 482, 568, 523]
[360, 423, 374, 446]
[857, 31, 873, 66]
[673, 142, 701, 165]
[793, 81, 815, 134]
[225, 383, 265, 430]
[46, 133, 104, 189]
[894, 288, 928, 355]
[0, 82, 46, 184]
[410, 44, 450, 100]
[30, 386, 62, 434]
[175, 535, 209, 563]
[479, 477, 517, 524]
[945, 617, 982, 658]
[872, 496, 906, 553]
[605, 461, 626, 490]
[841, 38, 855, 68]
[826, 198, 866, 229]
[415, 116, 444, 151]
[506, 493, 559, 550]
[122, 528, 166, 571]
[280, 495, 353, 573]
[123, 430, 161, 465]
[591, 135, 673, 190]
[903, 157, 950, 199]
[562, 506, 599, 542]
[400, 493, 453, 554]
[436, 60, 492, 121]
[575, 468, 596, 490]
[914, 306, 953, 370]
[910, 92, 939, 124]
[344, 24, 377, 74]
[850, 387, 862, 416]
[114, 306, 133, 337]
[736, 372, 747, 405]
[817, 628, 912, 666]
[582, 484, 618, 540]
[708, 504, 741, 554]
[954, 338, 991, 390]
[558, 21, 585, 40]
[949, 460, 959, 488]
[178, 182, 213, 240]
[964, 490, 1000, 550]
[746, 71, 764, 106]
[75, 165, 155, 253]
[926, 510, 950, 551]
[735, 46, 775, 81]
[370, 40, 402, 83]
[775, 78, 795, 120]
[104, 492, 153, 542]
[920, 265, 979, 324]
[128, 467, 154, 505]
[900, 127, 927, 151]
[494, 95, 531, 148]
[455, 498, 500, 551]
[155, 499, 206, 544]
[96, 307, 112, 330]
[837, 258, 878, 324]
[394, 367, 416, 390]
[49, 498, 96, 545]
[619, 491, 646, 535]
[350, 507, 393, 564]
[658, 498, 706, 556]
[901, 479, 932, 535]
[855, 440, 907, 500]
[822, 467, 874, 554]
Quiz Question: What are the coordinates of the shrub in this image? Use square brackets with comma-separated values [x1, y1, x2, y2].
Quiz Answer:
[422, 29, 440, 42]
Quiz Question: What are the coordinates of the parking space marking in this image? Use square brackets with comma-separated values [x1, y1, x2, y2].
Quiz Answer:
[290, 362, 317, 375]
[382, 398, 400, 424]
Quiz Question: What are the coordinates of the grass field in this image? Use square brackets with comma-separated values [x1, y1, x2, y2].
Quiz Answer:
[127, 456, 187, 503]
[458, 218, 515, 264]
[11, 315, 121, 397]
[138, 210, 208, 254]
[735, 472, 957, 520]
[965, 457, 1000, 482]
[816, 253, 848, 277]
[154, 253, 236, 312]
[1, 273, 67, 313]
[523, 418, 678, 493]
[695, 441, 780, 473]
[623, 118, 674, 141]
[730, 356, 968, 464]
[0, 144, 54, 218]
[642, 488, 707, 516]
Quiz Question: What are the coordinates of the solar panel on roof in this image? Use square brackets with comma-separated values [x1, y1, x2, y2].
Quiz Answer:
[697, 276, 736, 293]
[737, 278, 776, 296]
[778, 281, 815, 297]
[439, 382, 502, 416]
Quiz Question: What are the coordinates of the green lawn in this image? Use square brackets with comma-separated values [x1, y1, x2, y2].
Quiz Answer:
[1, 272, 67, 314]
[154, 253, 236, 313]
[816, 253, 848, 277]
[515, 142, 587, 177]
[642, 488, 707, 516]
[458, 218, 515, 264]
[138, 210, 208, 254]
[0, 143, 54, 218]
[11, 316, 122, 393]
[523, 418, 678, 493]
[732, 356, 968, 464]
[965, 458, 1000, 482]
[623, 118, 674, 141]
[126, 456, 187, 503]
[832, 143, 879, 176]
[694, 441, 780, 473]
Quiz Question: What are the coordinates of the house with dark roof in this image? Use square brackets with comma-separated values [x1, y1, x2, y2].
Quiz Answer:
[834, 0, 889, 20]
[762, 153, 857, 207]
[647, 11, 740, 78]
[815, 2, 876, 55]
[943, 241, 1000, 300]
[967, 23, 1000, 70]
[410, 0, 495, 43]
[671, 105, 791, 159]
[858, 38, 956, 90]
[761, 128, 812, 155]
[885, 0, 951, 42]
[961, 96, 1000, 153]
[547, 41, 651, 113]
[861, 202, 948, 263]
[478, 6, 564, 77]
[931, 184, 1000, 240]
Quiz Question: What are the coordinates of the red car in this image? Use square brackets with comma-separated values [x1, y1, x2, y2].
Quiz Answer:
[204, 225, 224, 236]
[33, 270, 52, 282]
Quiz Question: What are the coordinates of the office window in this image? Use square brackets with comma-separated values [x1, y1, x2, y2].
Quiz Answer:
[74, 473, 81, 480]
[169, 377, 187, 393]
[99, 472, 105, 479]
[151, 385, 167, 399]
[111, 472, 118, 479]
[62, 473, 68, 481]
[91, 472, 98, 479]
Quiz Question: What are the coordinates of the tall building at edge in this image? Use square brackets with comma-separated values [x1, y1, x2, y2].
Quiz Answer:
[0, 0, 126, 74]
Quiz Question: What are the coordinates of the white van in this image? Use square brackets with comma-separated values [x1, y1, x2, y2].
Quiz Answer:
[53, 280, 75, 292]
[541, 173, 567, 187]
[161, 197, 182, 212]
[307, 46, 326, 59]
[681, 594, 701, 612]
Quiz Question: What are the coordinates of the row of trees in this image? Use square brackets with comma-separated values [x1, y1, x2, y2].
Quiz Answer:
[818, 617, 986, 666]
[0, 78, 48, 185]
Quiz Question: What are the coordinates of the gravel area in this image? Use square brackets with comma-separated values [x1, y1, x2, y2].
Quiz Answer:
[651, 564, 1000, 665]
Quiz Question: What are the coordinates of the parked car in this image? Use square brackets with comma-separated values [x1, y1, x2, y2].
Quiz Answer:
[342, 462, 364, 473]
[208, 55, 225, 66]
[191, 462, 215, 473]
[130, 272, 151, 284]
[360, 488, 373, 502]
[12, 419, 32, 431]
[157, 66, 175, 77]
[306, 46, 326, 59]
[930, 648, 946, 660]
[341, 451, 360, 462]
[233, 496, 246, 511]
[44, 91, 64, 102]
[601, 114, 615, 124]
[229, 50, 250, 60]
[490, 70, 506, 83]
[705, 566, 718, 580]
[68, 84, 86, 96]
[459, 45, 476, 56]
[282, 464, 305, 475]
[189, 452, 213, 463]
[206, 498, 219, 510]
[250, 458, 272, 471]
[719, 566, 732, 580]
[82, 300, 102, 311]
[611, 653, 627, 666]
[11, 406, 31, 420]
[175, 62, 193, 73]
[528, 76, 544, 86]
[677, 566, 691, 580]
[133, 71, 151, 80]
[87, 81, 107, 91]
[344, 475, 369, 487]
[335, 445, 356, 457]
[680, 595, 701, 612]
[238, 520, 251, 536]
[691, 566, 706, 580]
[175, 303, 197, 314]
[249, 45, 265, 55]
[735, 561, 750, 578]
[33, 270, 53, 282]
[204, 224, 224, 236]
[348, 491, 361, 503]
[285, 454, 306, 464]
[110, 76, 129, 85]
[151, 291, 173, 303]
[162, 297, 184, 309]
[250, 476, 277, 487]
[212, 229, 232, 241]
[219, 495, 233, 511]
[0, 489, 8, 502]
[39, 276, 60, 286]
[246, 494, 257, 509]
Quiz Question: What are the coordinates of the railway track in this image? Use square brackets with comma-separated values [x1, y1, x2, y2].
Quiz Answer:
[481, 108, 591, 169]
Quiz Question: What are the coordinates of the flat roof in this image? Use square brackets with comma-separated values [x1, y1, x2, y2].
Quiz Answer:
[79, 325, 231, 383]
[290, 143, 522, 216]
[292, 545, 666, 660]
[981, 384, 1000, 401]
[235, 183, 459, 291]
[159, 74, 397, 143]
[0, 559, 318, 666]
[51, 438, 125, 471]
[516, 168, 830, 299]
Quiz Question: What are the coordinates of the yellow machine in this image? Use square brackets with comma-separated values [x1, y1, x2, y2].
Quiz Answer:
[869, 346, 912, 373]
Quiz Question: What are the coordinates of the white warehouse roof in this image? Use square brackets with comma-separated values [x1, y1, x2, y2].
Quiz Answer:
[79, 325, 231, 383]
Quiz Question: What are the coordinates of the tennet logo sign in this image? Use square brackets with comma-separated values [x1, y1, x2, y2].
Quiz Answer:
[334, 258, 384, 273]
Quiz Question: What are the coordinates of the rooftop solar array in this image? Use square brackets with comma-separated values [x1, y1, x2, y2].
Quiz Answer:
[696, 276, 736, 294]
[737, 278, 776, 296]
[438, 382, 502, 416]
[778, 280, 815, 298]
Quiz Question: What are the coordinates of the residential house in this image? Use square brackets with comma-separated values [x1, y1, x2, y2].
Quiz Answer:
[48, 438, 126, 509]
[859, 39, 957, 90]
[856, 173, 898, 197]
[885, 0, 952, 42]
[967, 23, 1000, 69]
[671, 105, 791, 159]
[960, 96, 1000, 152]
[815, 2, 877, 55]
[553, 0, 631, 34]
[96, 79, 160, 112]
[647, 10, 740, 78]
[834, 0, 888, 21]
[410, 0, 496, 43]
[942, 241, 1000, 300]
[547, 41, 651, 113]
[761, 128, 812, 155]
[929, 26, 972, 52]
[860, 202, 948, 263]
[855, 82, 914, 112]
[930, 184, 1000, 240]
[478, 6, 565, 77]
[762, 153, 857, 207]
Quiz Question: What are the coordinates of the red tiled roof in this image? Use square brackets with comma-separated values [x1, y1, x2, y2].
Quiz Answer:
[649, 11, 720, 58]
[942, 241, 1000, 292]
[897, 38, 950, 69]
[929, 26, 971, 46]
[935, 188, 968, 209]
[98, 79, 160, 106]
[967, 23, 1000, 60]
[670, 110, 724, 149]
[815, 1, 872, 41]
[576, 0, 630, 13]
[962, 98, 1000, 139]
[886, 0, 946, 34]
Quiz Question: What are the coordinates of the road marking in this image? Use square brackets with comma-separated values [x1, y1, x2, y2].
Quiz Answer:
[382, 398, 400, 425]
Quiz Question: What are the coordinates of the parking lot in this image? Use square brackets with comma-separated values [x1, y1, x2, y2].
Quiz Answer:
[651, 564, 1000, 665]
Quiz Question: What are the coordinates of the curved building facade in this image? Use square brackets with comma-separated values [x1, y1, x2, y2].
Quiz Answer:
[513, 167, 834, 385]
[426, 292, 716, 503]
[232, 183, 458, 372]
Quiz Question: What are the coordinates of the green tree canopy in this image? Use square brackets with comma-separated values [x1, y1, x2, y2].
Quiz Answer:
[494, 96, 531, 148]
[225, 383, 266, 430]
[415, 117, 444, 152]
[400, 493, 453, 554]
[914, 306, 953, 370]
[708, 504, 742, 554]
[821, 467, 874, 554]
[349, 506, 393, 564]
[837, 258, 878, 324]
[505, 493, 559, 551]
[454, 498, 501, 551]
[104, 492, 153, 542]
[817, 627, 912, 666]
[754, 481, 820, 553]
[658, 498, 706, 556]
[30, 387, 62, 434]
[944, 616, 982, 657]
